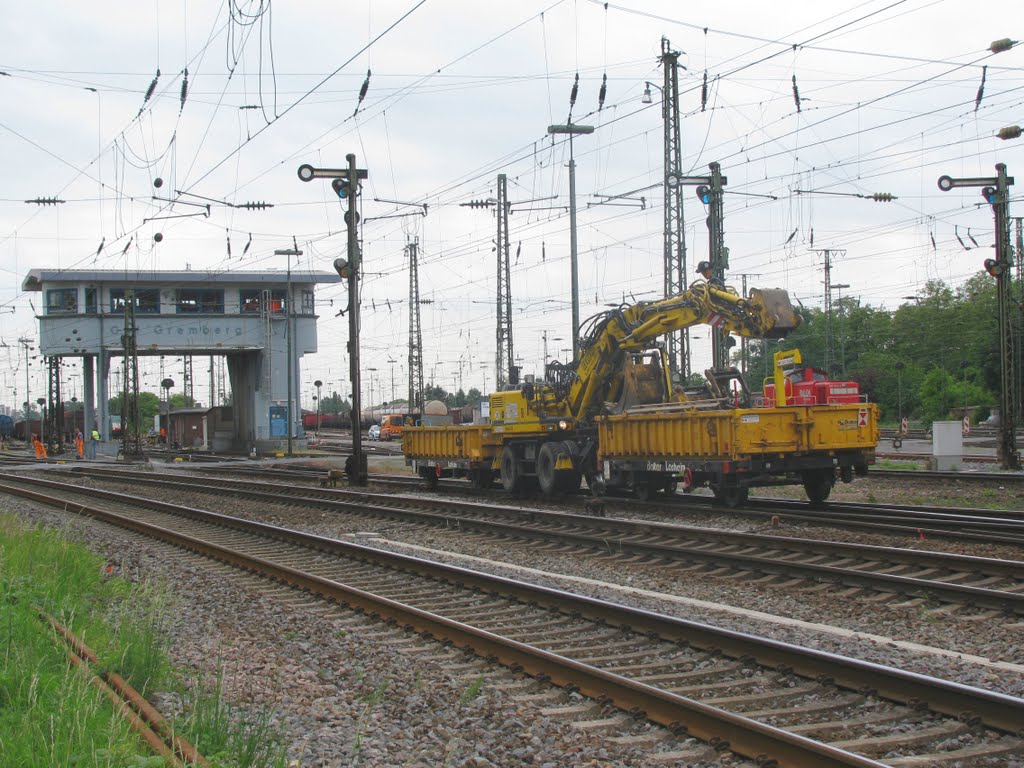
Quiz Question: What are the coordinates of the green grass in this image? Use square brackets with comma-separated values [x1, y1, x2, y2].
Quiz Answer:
[177, 669, 288, 768]
[873, 459, 927, 470]
[0, 515, 289, 768]
[460, 675, 485, 703]
[0, 517, 157, 766]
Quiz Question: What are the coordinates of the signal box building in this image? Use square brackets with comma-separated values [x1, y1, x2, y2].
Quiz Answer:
[22, 269, 340, 453]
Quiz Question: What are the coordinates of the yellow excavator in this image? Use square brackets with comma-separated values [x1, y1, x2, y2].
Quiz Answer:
[489, 280, 801, 495]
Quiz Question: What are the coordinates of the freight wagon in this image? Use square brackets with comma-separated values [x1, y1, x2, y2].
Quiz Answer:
[593, 400, 878, 505]
[403, 424, 501, 488]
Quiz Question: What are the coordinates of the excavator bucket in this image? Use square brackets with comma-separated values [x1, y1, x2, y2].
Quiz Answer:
[747, 288, 802, 339]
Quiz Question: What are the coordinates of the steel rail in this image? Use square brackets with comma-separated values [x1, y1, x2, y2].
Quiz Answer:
[871, 468, 1024, 484]
[1, 479, 888, 768]
[39, 612, 206, 767]
[62, 468, 1024, 615]
[2, 476, 1022, 740]
[74, 466, 1024, 556]
[355, 470, 1024, 533]
[176, 464, 1024, 544]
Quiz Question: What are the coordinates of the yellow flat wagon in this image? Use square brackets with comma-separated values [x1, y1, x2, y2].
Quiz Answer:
[595, 403, 879, 504]
[403, 424, 501, 489]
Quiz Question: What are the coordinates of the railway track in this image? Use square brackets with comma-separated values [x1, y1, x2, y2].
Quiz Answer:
[876, 452, 999, 464]
[1, 473, 1021, 767]
[55, 467, 1024, 616]
[190, 463, 1024, 545]
[41, 612, 206, 767]
[870, 468, 1024, 483]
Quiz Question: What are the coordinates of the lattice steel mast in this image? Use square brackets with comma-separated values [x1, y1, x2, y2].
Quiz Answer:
[1014, 217, 1023, 437]
[45, 356, 65, 454]
[660, 37, 689, 378]
[120, 291, 143, 457]
[407, 237, 424, 411]
[496, 173, 514, 390]
[183, 355, 194, 403]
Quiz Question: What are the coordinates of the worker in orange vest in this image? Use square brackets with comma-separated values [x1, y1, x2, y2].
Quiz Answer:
[32, 434, 48, 460]
[75, 430, 84, 460]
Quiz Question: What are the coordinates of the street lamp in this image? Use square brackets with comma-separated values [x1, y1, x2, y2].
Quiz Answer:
[895, 361, 905, 432]
[18, 338, 33, 446]
[314, 379, 322, 440]
[641, 80, 674, 105]
[366, 368, 378, 418]
[547, 122, 594, 360]
[274, 245, 303, 457]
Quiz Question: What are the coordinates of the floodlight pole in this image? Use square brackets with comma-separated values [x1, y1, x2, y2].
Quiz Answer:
[274, 246, 302, 457]
[548, 123, 593, 360]
[19, 338, 33, 446]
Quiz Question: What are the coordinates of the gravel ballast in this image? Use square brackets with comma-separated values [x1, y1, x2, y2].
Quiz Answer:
[4, 463, 1023, 765]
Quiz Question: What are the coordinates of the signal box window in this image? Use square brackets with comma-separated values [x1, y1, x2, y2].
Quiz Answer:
[240, 289, 261, 313]
[110, 288, 160, 314]
[46, 288, 78, 314]
[85, 287, 97, 314]
[177, 288, 225, 314]
[239, 289, 287, 314]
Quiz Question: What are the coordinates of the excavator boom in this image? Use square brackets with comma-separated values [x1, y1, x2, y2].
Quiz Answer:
[565, 281, 800, 420]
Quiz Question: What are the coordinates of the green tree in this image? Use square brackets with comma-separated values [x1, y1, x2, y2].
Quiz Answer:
[422, 384, 453, 406]
[740, 273, 1008, 425]
[168, 392, 195, 408]
[918, 368, 958, 423]
[108, 391, 161, 421]
[320, 391, 349, 415]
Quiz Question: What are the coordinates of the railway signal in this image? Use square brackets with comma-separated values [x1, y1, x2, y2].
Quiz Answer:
[938, 164, 1018, 469]
[299, 156, 369, 484]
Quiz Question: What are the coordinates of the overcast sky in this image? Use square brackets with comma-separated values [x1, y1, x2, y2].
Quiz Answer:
[1, 1, 1021, 407]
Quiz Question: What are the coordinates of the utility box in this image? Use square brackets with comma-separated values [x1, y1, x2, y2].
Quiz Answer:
[931, 421, 963, 471]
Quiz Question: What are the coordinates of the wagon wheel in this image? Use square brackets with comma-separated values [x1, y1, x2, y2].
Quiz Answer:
[536, 442, 559, 497]
[802, 469, 835, 505]
[470, 467, 494, 489]
[419, 466, 439, 489]
[499, 446, 524, 495]
[712, 483, 749, 508]
[632, 473, 658, 501]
